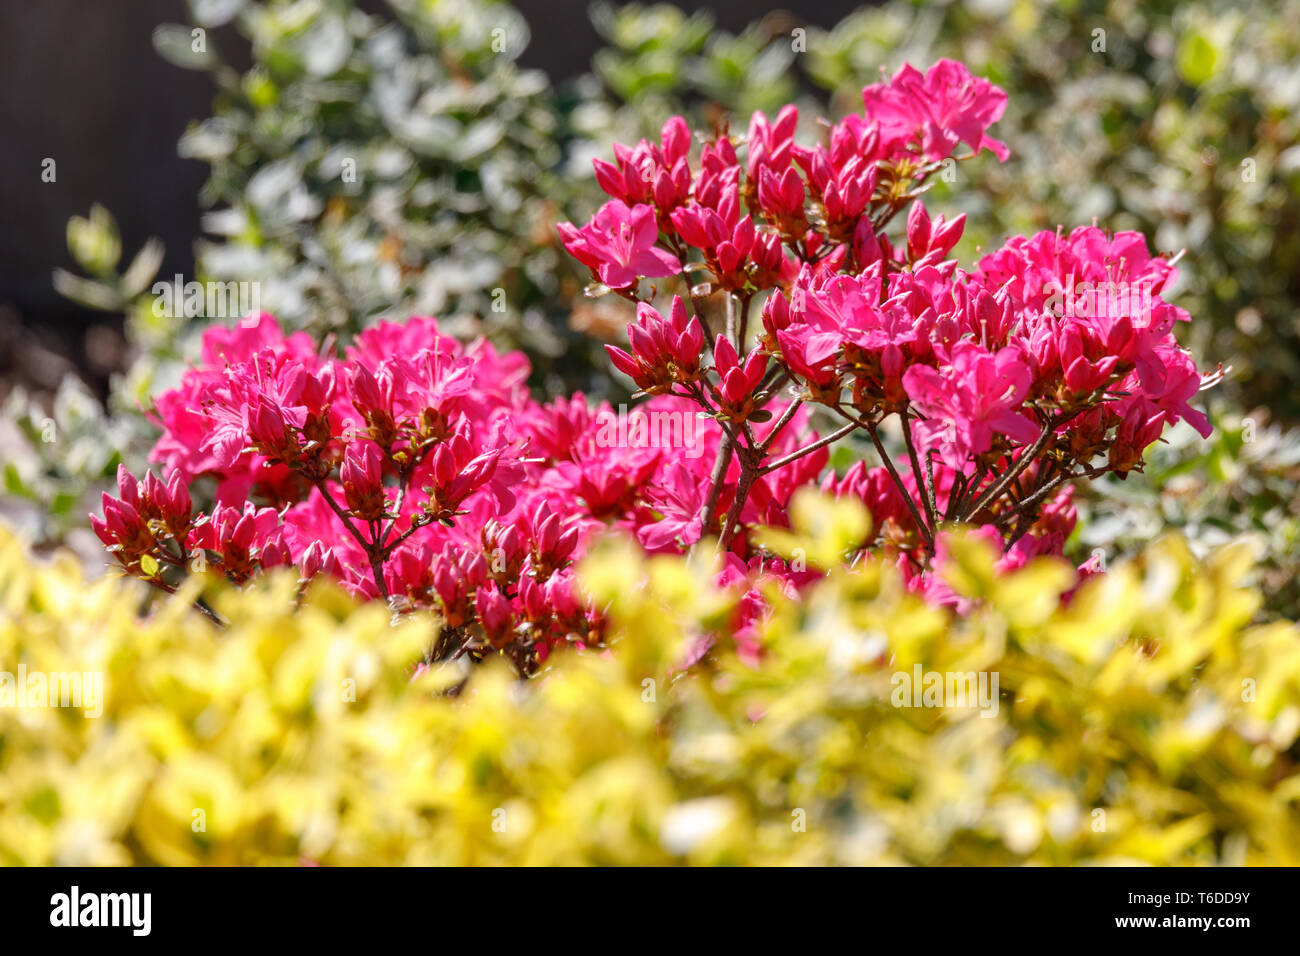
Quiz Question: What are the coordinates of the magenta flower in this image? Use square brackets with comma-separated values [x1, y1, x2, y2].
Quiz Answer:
[775, 327, 841, 394]
[712, 334, 768, 417]
[90, 464, 195, 573]
[862, 59, 1010, 161]
[187, 501, 288, 583]
[558, 200, 680, 290]
[905, 200, 966, 268]
[298, 540, 339, 581]
[95, 60, 1224, 671]
[340, 440, 385, 519]
[903, 343, 1041, 470]
[746, 104, 798, 181]
[757, 167, 806, 220]
[592, 116, 692, 208]
[607, 296, 706, 394]
[474, 583, 514, 647]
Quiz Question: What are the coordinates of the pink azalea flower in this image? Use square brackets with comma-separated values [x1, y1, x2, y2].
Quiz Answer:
[862, 59, 1010, 161]
[558, 200, 680, 290]
[903, 343, 1041, 469]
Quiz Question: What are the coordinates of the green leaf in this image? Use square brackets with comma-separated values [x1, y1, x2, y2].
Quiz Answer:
[52, 270, 122, 313]
[3, 463, 34, 499]
[66, 205, 121, 276]
[120, 238, 166, 299]
[50, 490, 80, 516]
[1177, 31, 1220, 87]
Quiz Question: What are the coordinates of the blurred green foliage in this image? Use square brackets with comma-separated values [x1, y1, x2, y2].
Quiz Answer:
[158, 0, 600, 393]
[587, 1, 797, 118]
[1074, 405, 1300, 622]
[0, 380, 131, 547]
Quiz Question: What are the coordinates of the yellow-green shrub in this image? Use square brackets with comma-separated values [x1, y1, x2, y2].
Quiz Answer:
[1, 496, 1298, 865]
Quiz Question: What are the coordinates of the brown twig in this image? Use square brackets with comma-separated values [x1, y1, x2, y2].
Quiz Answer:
[833, 405, 933, 547]
[758, 397, 805, 453]
[759, 419, 857, 474]
[717, 449, 758, 553]
[960, 420, 1055, 521]
[313, 478, 389, 599]
[699, 430, 734, 538]
[900, 408, 939, 535]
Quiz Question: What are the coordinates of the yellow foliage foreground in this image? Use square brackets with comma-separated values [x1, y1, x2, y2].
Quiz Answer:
[1, 498, 1299, 865]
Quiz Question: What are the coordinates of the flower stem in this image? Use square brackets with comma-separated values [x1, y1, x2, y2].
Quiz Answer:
[900, 408, 939, 535]
[834, 405, 933, 548]
[717, 452, 758, 553]
[759, 419, 856, 474]
[313, 478, 390, 599]
[699, 430, 734, 538]
[960, 421, 1055, 521]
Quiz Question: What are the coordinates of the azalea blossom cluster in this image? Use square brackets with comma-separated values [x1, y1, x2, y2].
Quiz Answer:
[559, 59, 1215, 574]
[560, 59, 1009, 299]
[93, 313, 833, 667]
[95, 315, 578, 671]
[91, 287, 1202, 667]
[91, 59, 1215, 668]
